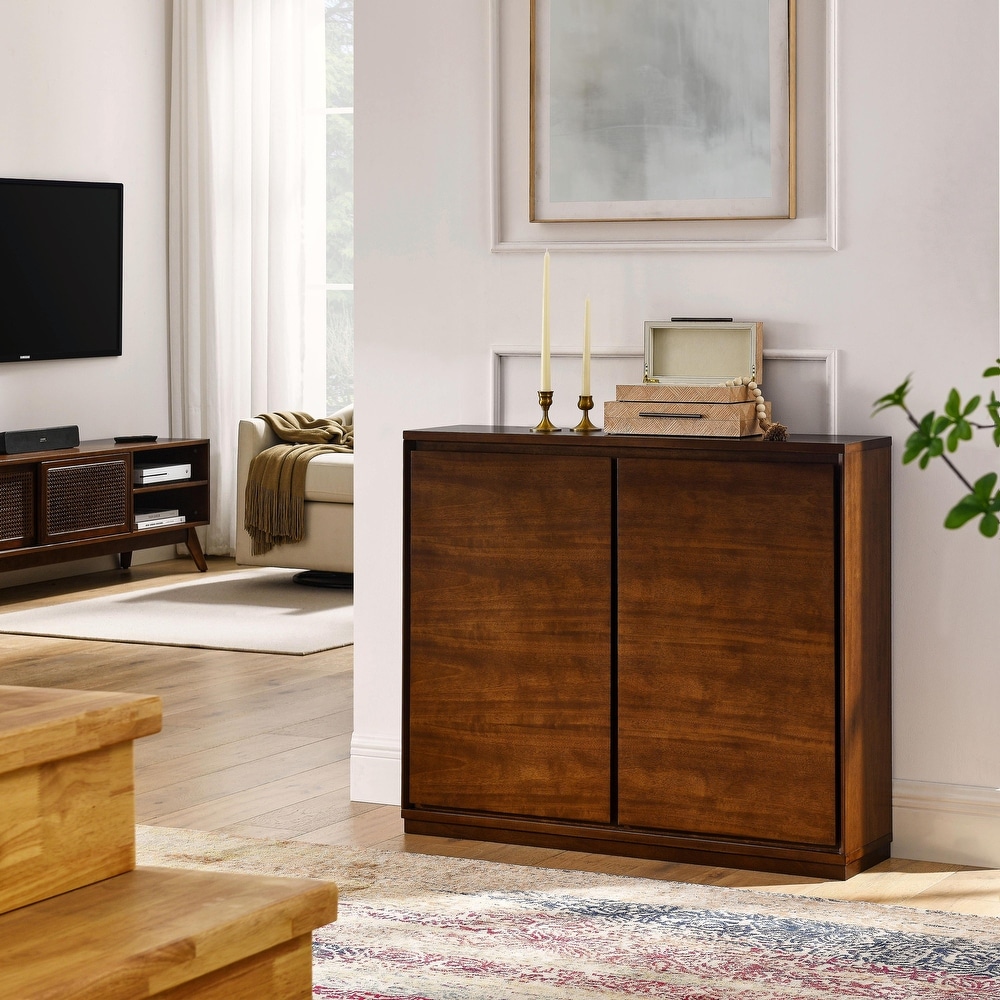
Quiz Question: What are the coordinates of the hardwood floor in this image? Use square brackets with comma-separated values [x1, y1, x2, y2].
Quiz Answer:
[1, 556, 998, 918]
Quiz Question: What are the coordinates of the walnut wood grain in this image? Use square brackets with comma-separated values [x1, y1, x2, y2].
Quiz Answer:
[617, 457, 837, 846]
[841, 446, 893, 853]
[401, 429, 893, 878]
[406, 449, 613, 823]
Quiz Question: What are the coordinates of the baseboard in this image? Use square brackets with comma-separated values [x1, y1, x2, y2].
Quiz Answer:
[350, 735, 401, 806]
[346, 758, 1000, 868]
[893, 779, 1000, 868]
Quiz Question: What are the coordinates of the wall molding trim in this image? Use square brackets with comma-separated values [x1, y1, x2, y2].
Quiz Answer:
[489, 0, 840, 252]
[764, 348, 838, 434]
[892, 779, 1000, 868]
[491, 346, 838, 434]
[350, 734, 402, 806]
[490, 347, 641, 427]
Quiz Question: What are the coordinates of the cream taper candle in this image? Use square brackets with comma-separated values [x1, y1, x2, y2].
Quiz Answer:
[582, 296, 591, 396]
[540, 250, 551, 391]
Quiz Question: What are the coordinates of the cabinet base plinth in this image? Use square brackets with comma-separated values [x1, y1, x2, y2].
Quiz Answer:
[403, 812, 891, 881]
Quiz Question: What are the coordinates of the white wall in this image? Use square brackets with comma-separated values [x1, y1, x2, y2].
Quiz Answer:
[2, 0, 997, 868]
[0, 0, 172, 582]
[0, 1, 171, 442]
[354, 0, 1000, 866]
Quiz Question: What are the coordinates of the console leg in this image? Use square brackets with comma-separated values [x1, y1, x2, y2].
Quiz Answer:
[186, 527, 208, 572]
[119, 552, 133, 570]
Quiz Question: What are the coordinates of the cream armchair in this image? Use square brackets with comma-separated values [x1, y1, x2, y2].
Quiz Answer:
[235, 404, 354, 579]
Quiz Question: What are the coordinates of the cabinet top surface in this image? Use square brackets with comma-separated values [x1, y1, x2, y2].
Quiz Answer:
[0, 438, 209, 463]
[404, 426, 891, 455]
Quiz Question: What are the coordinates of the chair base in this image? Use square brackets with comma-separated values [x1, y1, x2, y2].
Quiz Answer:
[292, 570, 354, 589]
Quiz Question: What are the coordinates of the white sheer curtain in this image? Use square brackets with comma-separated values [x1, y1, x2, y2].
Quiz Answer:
[168, 0, 325, 555]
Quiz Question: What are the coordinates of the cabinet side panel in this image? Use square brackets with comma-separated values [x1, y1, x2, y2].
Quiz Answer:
[842, 446, 892, 854]
[618, 457, 837, 846]
[406, 450, 613, 823]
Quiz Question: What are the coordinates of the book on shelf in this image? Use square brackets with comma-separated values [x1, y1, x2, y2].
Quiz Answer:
[135, 514, 187, 530]
[134, 508, 180, 523]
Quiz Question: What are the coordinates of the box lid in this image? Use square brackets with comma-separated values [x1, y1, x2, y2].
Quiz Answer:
[643, 321, 763, 386]
[615, 383, 753, 403]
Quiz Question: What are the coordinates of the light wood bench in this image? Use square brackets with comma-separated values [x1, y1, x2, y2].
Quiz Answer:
[0, 866, 337, 999]
[0, 685, 162, 912]
[0, 685, 338, 999]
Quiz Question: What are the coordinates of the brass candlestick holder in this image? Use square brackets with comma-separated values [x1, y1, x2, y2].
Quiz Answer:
[531, 390, 561, 432]
[573, 394, 597, 433]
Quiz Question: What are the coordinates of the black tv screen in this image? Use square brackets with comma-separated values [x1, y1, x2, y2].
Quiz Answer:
[0, 177, 124, 363]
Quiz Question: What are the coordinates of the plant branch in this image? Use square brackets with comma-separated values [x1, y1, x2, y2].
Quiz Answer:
[902, 407, 977, 494]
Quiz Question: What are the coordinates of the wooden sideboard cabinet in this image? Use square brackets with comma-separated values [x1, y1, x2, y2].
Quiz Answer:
[402, 427, 892, 879]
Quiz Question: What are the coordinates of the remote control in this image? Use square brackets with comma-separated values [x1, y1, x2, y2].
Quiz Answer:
[114, 435, 158, 443]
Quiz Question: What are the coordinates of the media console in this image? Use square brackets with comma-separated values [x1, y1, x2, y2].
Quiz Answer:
[0, 437, 210, 574]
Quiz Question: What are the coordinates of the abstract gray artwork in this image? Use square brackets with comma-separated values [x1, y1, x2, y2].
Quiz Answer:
[532, 0, 793, 221]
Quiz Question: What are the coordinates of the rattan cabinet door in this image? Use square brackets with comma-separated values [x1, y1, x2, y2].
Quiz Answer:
[0, 466, 36, 550]
[39, 455, 130, 544]
[406, 449, 613, 824]
[617, 457, 838, 847]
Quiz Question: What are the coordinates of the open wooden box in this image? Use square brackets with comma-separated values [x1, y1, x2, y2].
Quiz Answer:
[604, 321, 770, 437]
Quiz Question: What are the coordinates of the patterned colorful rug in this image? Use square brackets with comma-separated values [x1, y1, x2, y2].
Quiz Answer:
[136, 826, 1000, 999]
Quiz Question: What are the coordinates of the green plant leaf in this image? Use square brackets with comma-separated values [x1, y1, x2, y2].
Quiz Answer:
[903, 410, 950, 466]
[875, 365, 999, 539]
[872, 376, 912, 415]
[973, 472, 998, 499]
[945, 388, 961, 419]
[986, 393, 1000, 447]
[945, 495, 986, 529]
[945, 478, 1000, 536]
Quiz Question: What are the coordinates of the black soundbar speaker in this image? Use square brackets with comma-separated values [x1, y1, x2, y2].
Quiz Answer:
[0, 425, 81, 454]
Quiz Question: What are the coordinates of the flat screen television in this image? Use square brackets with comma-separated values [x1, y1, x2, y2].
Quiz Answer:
[0, 177, 124, 364]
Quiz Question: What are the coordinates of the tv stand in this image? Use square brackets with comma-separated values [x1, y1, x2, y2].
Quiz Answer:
[0, 437, 210, 575]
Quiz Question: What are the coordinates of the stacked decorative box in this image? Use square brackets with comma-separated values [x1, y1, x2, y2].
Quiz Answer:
[604, 320, 771, 437]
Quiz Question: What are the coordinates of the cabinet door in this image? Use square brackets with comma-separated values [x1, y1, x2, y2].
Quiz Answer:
[407, 450, 613, 823]
[39, 455, 130, 543]
[617, 458, 837, 846]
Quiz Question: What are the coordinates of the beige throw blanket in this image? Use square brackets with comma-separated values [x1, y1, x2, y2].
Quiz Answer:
[244, 411, 354, 556]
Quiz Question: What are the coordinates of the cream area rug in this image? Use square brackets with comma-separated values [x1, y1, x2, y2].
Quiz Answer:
[135, 826, 1000, 999]
[0, 568, 352, 655]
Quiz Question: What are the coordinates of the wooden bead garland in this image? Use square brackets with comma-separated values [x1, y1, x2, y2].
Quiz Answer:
[722, 375, 789, 441]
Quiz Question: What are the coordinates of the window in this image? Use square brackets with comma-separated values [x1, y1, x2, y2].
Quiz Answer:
[326, 0, 353, 413]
